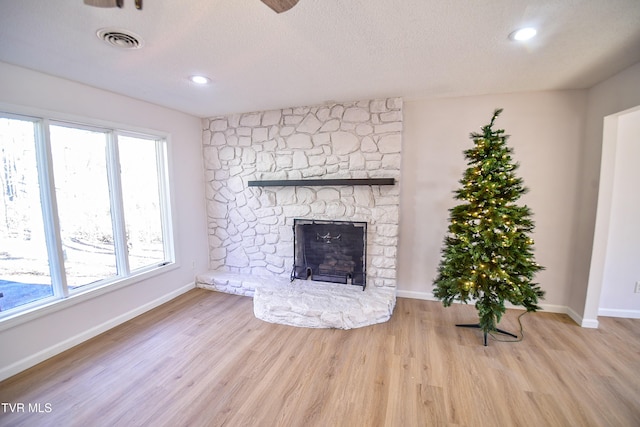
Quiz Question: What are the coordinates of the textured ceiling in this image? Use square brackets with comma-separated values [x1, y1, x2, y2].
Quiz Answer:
[1, 0, 639, 118]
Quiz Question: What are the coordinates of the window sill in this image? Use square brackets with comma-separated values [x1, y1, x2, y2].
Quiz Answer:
[0, 262, 178, 332]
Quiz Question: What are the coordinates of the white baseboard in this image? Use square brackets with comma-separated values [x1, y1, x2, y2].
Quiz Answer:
[565, 306, 599, 328]
[396, 289, 579, 321]
[395, 289, 437, 301]
[0, 282, 195, 382]
[598, 308, 640, 319]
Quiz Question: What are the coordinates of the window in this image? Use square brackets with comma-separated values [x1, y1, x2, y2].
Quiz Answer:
[0, 113, 174, 317]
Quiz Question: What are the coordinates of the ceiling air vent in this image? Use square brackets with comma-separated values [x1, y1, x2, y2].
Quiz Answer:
[97, 28, 144, 49]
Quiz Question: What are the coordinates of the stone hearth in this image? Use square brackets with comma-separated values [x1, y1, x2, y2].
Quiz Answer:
[196, 271, 395, 329]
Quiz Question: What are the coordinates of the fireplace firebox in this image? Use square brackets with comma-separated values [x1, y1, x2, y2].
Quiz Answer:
[291, 219, 367, 289]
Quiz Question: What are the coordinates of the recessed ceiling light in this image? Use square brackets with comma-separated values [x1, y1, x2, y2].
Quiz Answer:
[189, 75, 211, 85]
[509, 27, 537, 41]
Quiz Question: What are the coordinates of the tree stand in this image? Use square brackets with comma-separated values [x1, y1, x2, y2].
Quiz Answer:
[456, 323, 518, 346]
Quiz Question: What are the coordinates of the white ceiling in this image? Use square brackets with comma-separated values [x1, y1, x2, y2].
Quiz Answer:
[1, 0, 639, 118]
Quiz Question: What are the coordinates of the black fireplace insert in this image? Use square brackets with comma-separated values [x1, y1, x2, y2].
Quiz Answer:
[291, 219, 367, 289]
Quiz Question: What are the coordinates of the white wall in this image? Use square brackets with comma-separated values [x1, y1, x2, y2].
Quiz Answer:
[0, 62, 209, 381]
[572, 61, 640, 326]
[397, 90, 588, 315]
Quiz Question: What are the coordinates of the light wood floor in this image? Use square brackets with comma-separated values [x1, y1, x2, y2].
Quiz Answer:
[1, 288, 639, 427]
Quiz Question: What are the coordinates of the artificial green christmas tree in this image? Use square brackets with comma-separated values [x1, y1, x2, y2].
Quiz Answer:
[433, 109, 545, 345]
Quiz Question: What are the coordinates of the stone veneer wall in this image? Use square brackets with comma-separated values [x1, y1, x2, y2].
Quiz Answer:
[202, 98, 402, 289]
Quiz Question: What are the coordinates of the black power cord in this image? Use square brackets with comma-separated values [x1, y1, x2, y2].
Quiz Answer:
[488, 311, 528, 343]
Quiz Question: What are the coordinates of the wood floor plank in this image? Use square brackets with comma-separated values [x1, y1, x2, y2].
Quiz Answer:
[1, 289, 639, 427]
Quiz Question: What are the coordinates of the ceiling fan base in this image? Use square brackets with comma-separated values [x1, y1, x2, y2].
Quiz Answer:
[85, 0, 291, 13]
[83, 0, 139, 9]
[260, 0, 300, 14]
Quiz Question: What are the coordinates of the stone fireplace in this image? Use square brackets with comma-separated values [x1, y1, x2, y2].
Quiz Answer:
[196, 97, 402, 328]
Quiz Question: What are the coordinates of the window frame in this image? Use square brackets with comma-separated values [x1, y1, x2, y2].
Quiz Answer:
[0, 106, 177, 328]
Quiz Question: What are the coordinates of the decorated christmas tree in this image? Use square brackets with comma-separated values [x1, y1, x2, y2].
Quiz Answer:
[433, 109, 545, 345]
